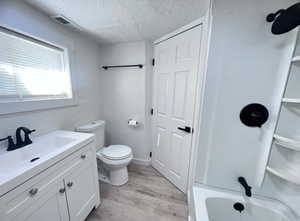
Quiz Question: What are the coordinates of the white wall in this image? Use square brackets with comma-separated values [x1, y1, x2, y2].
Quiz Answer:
[0, 0, 103, 151]
[0, 0, 153, 164]
[99, 41, 152, 163]
[195, 0, 300, 214]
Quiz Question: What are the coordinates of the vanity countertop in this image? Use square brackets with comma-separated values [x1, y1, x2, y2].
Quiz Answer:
[0, 130, 94, 197]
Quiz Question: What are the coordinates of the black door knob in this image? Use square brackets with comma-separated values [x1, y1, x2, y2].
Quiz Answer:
[177, 126, 192, 133]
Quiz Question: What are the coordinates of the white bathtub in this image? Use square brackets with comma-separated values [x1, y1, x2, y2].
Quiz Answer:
[189, 185, 297, 221]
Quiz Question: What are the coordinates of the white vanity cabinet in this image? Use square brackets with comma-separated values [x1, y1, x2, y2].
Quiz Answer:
[0, 141, 100, 221]
[64, 149, 99, 221]
[8, 180, 69, 221]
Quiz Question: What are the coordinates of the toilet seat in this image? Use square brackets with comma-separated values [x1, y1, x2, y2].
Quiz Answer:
[100, 145, 132, 160]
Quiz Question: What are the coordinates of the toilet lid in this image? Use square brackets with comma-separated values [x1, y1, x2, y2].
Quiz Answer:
[101, 145, 132, 160]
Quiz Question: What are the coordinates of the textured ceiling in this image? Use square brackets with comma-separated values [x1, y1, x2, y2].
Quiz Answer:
[25, 0, 208, 44]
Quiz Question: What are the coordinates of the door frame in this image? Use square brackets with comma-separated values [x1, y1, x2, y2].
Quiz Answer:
[151, 12, 212, 193]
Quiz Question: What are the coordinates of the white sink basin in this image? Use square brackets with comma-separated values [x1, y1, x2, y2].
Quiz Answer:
[0, 136, 75, 174]
[0, 130, 94, 196]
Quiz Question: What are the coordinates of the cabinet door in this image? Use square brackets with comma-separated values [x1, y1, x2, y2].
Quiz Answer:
[5, 181, 69, 221]
[64, 151, 99, 221]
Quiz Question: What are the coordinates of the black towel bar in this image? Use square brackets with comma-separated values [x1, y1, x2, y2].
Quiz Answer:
[102, 64, 143, 70]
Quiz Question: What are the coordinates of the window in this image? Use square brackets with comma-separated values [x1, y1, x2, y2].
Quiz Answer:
[0, 27, 74, 114]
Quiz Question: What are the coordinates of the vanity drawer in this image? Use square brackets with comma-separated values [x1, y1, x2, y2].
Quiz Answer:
[61, 145, 95, 177]
[1, 174, 65, 220]
[0, 142, 95, 220]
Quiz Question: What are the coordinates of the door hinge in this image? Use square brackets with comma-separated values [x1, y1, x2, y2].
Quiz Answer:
[149, 152, 152, 158]
[152, 58, 155, 66]
[150, 108, 154, 115]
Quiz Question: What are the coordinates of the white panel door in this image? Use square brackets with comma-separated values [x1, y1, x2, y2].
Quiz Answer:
[152, 25, 202, 192]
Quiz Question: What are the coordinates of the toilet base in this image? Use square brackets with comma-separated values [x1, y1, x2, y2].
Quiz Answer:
[96, 151, 132, 186]
[98, 172, 110, 184]
[109, 167, 128, 186]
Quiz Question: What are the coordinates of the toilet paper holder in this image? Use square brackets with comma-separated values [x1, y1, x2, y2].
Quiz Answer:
[128, 119, 139, 127]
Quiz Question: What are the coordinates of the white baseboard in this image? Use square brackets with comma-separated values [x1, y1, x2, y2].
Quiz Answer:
[188, 215, 194, 221]
[132, 158, 151, 166]
[188, 188, 195, 221]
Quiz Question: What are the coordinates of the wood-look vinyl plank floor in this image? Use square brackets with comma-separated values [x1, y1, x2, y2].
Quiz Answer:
[86, 164, 188, 221]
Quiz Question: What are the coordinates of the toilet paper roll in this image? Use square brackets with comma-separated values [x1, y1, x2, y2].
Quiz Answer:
[128, 119, 138, 127]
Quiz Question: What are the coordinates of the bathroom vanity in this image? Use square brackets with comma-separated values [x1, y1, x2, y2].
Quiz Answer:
[0, 130, 100, 221]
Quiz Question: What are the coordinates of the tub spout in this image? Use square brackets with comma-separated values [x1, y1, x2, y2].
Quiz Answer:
[238, 177, 252, 197]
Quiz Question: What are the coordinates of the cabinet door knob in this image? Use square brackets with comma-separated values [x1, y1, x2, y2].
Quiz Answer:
[67, 181, 73, 188]
[81, 154, 86, 159]
[29, 188, 38, 196]
[59, 188, 66, 194]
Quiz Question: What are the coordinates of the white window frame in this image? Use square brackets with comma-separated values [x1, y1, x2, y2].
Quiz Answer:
[0, 26, 77, 115]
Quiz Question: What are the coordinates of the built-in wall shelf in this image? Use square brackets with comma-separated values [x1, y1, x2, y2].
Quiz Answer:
[264, 32, 300, 188]
[273, 134, 300, 151]
[266, 166, 300, 185]
[282, 98, 300, 103]
[292, 56, 300, 63]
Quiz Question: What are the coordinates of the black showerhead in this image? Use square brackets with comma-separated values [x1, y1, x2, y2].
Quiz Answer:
[266, 9, 285, 22]
[267, 3, 300, 35]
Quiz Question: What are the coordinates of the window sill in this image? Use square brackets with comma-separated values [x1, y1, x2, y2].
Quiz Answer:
[0, 97, 78, 115]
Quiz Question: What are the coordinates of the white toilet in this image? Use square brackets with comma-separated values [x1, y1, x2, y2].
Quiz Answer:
[76, 120, 133, 186]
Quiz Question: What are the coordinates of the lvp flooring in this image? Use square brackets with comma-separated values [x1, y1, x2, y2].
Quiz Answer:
[86, 164, 188, 221]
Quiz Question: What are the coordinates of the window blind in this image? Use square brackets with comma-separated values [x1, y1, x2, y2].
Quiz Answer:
[0, 27, 72, 103]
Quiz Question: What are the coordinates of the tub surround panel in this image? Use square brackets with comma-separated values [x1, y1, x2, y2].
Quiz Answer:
[195, 0, 300, 216]
[195, 0, 297, 192]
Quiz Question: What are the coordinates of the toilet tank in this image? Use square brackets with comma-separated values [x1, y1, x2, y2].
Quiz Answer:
[76, 120, 105, 151]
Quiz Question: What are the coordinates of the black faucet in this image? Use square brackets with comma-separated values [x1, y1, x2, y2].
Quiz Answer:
[0, 136, 17, 151]
[238, 177, 252, 197]
[16, 127, 36, 148]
